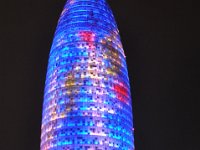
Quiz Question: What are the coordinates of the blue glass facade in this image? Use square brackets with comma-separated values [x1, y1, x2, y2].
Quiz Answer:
[41, 0, 134, 149]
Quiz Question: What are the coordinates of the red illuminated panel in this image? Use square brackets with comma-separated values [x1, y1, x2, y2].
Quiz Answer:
[79, 31, 95, 42]
[114, 84, 129, 102]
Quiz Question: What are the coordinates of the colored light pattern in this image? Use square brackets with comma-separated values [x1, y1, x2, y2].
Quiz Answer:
[40, 0, 134, 149]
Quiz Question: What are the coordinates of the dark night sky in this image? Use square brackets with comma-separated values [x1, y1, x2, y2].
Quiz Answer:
[1, 0, 200, 150]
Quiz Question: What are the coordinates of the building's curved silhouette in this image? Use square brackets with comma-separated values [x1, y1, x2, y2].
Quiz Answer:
[40, 0, 134, 149]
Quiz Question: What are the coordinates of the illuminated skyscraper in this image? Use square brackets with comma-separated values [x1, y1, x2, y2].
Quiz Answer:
[40, 0, 134, 149]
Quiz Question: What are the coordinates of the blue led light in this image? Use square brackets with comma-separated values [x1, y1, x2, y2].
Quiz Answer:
[40, 0, 134, 149]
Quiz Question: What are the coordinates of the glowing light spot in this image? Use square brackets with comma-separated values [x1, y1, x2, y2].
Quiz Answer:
[79, 31, 95, 42]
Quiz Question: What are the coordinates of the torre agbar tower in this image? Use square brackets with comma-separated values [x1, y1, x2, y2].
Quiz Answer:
[40, 0, 134, 149]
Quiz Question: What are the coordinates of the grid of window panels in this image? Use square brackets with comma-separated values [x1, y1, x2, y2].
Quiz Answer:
[41, 0, 134, 149]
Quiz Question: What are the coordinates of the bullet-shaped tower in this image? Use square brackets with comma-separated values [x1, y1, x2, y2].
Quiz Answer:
[40, 0, 134, 149]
